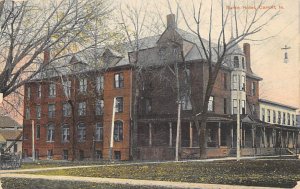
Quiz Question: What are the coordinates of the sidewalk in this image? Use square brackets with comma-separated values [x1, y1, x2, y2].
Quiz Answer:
[0, 173, 284, 189]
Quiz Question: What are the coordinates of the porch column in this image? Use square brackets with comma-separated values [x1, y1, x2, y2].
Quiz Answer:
[169, 122, 172, 147]
[231, 125, 234, 148]
[218, 122, 221, 148]
[149, 123, 152, 147]
[271, 129, 275, 148]
[243, 127, 246, 148]
[280, 130, 283, 148]
[287, 131, 289, 148]
[293, 132, 295, 149]
[252, 126, 255, 148]
[189, 122, 193, 148]
[263, 127, 266, 148]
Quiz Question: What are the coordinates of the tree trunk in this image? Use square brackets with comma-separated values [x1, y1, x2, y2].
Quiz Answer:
[199, 118, 207, 159]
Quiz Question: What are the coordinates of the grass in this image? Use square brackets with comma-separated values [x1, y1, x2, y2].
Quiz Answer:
[28, 159, 300, 188]
[20, 160, 112, 169]
[0, 178, 164, 189]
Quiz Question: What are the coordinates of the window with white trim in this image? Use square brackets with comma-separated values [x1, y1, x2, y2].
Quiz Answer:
[95, 99, 104, 115]
[36, 105, 41, 119]
[114, 73, 124, 88]
[77, 123, 86, 141]
[79, 78, 87, 93]
[47, 124, 55, 142]
[78, 102, 86, 116]
[63, 102, 71, 117]
[232, 74, 237, 90]
[49, 83, 56, 97]
[95, 123, 103, 141]
[115, 97, 123, 113]
[63, 80, 71, 97]
[48, 104, 55, 118]
[207, 96, 214, 112]
[96, 75, 104, 92]
[233, 99, 237, 114]
[62, 124, 70, 142]
[114, 121, 123, 141]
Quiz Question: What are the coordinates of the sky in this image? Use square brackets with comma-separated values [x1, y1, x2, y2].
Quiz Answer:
[118, 0, 300, 110]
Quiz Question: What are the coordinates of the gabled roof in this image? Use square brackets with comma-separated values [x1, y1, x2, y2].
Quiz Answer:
[0, 116, 22, 129]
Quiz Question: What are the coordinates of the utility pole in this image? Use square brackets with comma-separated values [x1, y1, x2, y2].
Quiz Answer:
[237, 74, 241, 161]
[109, 97, 116, 161]
[31, 120, 35, 162]
[175, 101, 181, 161]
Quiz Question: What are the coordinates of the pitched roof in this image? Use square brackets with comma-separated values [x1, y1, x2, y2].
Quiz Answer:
[0, 130, 22, 141]
[259, 99, 298, 110]
[0, 116, 22, 129]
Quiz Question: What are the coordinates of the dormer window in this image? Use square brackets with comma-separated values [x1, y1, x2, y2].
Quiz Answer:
[234, 56, 239, 68]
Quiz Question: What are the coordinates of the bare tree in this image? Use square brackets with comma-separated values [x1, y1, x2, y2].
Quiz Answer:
[176, 0, 279, 158]
[0, 0, 112, 110]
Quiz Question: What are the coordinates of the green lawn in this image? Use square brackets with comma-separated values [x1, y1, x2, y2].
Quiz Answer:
[20, 160, 111, 169]
[28, 159, 300, 188]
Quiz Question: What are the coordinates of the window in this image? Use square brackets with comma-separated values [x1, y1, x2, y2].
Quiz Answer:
[36, 105, 41, 119]
[233, 56, 239, 68]
[287, 113, 290, 125]
[242, 57, 245, 69]
[115, 97, 123, 113]
[240, 76, 245, 91]
[35, 150, 39, 160]
[26, 87, 30, 100]
[48, 104, 55, 118]
[79, 150, 84, 160]
[63, 150, 68, 160]
[49, 83, 56, 97]
[78, 102, 86, 116]
[77, 123, 86, 141]
[63, 103, 71, 117]
[25, 107, 30, 120]
[224, 98, 227, 114]
[14, 143, 17, 153]
[47, 150, 53, 159]
[262, 108, 265, 122]
[114, 73, 124, 88]
[36, 125, 40, 139]
[267, 109, 271, 122]
[232, 74, 237, 90]
[47, 124, 55, 142]
[181, 95, 191, 110]
[292, 115, 295, 126]
[63, 80, 71, 97]
[95, 99, 104, 115]
[79, 78, 87, 93]
[208, 96, 214, 112]
[251, 82, 256, 96]
[273, 110, 276, 123]
[96, 75, 104, 92]
[37, 84, 41, 98]
[95, 123, 103, 141]
[252, 104, 256, 114]
[223, 73, 227, 89]
[114, 121, 123, 141]
[96, 150, 102, 159]
[283, 112, 286, 125]
[233, 99, 238, 114]
[278, 111, 281, 124]
[114, 151, 121, 160]
[241, 100, 245, 114]
[62, 125, 70, 142]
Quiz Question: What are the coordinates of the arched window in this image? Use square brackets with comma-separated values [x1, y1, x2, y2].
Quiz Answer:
[78, 123, 86, 141]
[114, 121, 123, 141]
[47, 123, 55, 142]
[62, 124, 70, 142]
[233, 56, 239, 68]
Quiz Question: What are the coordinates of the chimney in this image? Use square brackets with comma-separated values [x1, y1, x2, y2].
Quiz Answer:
[167, 14, 177, 29]
[243, 43, 252, 73]
[43, 48, 50, 64]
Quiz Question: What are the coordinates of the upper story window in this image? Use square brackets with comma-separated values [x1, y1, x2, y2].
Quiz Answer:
[273, 110, 276, 123]
[49, 83, 56, 97]
[292, 114, 295, 126]
[241, 100, 245, 114]
[182, 95, 191, 110]
[208, 96, 214, 112]
[251, 82, 256, 96]
[115, 97, 123, 113]
[114, 120, 123, 141]
[48, 104, 55, 118]
[25, 107, 30, 120]
[63, 102, 71, 117]
[233, 56, 239, 68]
[47, 123, 55, 142]
[283, 112, 286, 125]
[252, 104, 256, 115]
[114, 73, 124, 88]
[36, 125, 40, 139]
[287, 113, 290, 125]
[96, 75, 104, 92]
[36, 105, 41, 119]
[78, 102, 86, 116]
[62, 124, 70, 142]
[79, 78, 87, 93]
[240, 76, 245, 91]
[261, 108, 265, 122]
[267, 109, 271, 122]
[232, 74, 237, 90]
[26, 87, 31, 100]
[63, 80, 71, 97]
[233, 99, 238, 114]
[77, 123, 86, 141]
[37, 84, 41, 98]
[223, 73, 227, 90]
[223, 98, 227, 114]
[242, 57, 245, 69]
[278, 111, 281, 124]
[95, 123, 103, 141]
[95, 99, 104, 115]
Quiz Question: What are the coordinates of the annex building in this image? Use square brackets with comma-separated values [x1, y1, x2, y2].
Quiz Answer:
[22, 14, 299, 161]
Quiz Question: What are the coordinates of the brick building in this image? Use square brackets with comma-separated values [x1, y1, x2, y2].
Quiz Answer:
[22, 14, 300, 161]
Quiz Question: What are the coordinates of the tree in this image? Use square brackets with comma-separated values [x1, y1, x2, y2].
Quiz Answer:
[176, 0, 279, 158]
[0, 0, 112, 109]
